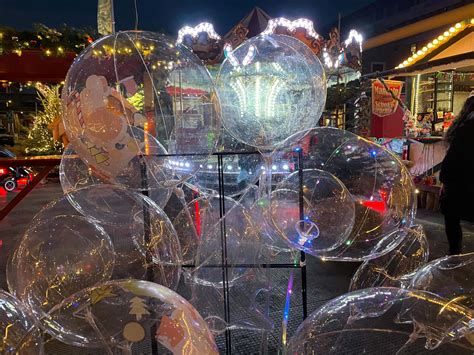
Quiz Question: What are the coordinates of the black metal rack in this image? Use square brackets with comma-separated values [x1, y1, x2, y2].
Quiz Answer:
[142, 149, 308, 354]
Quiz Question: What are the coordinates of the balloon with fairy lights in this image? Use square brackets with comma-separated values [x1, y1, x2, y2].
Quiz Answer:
[296, 127, 416, 261]
[349, 225, 429, 291]
[65, 185, 182, 288]
[62, 31, 220, 187]
[216, 34, 326, 150]
[45, 279, 218, 353]
[287, 287, 473, 354]
[7, 214, 115, 322]
[0, 290, 43, 354]
[400, 253, 474, 349]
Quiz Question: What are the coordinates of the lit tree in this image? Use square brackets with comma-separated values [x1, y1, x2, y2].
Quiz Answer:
[25, 84, 64, 155]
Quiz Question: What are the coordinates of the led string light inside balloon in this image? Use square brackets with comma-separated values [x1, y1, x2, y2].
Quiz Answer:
[176, 22, 221, 44]
[262, 17, 320, 40]
[223, 43, 239, 67]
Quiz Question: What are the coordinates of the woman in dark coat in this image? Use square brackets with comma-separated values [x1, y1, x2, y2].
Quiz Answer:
[439, 93, 474, 254]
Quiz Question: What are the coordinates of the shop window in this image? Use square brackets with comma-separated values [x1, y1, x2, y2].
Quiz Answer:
[371, 62, 385, 73]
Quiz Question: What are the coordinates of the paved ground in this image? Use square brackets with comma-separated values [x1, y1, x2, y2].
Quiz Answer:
[1, 180, 473, 354]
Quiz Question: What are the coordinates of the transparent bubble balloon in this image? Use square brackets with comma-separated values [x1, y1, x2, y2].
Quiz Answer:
[8, 214, 115, 321]
[297, 127, 416, 261]
[173, 194, 263, 287]
[62, 31, 220, 184]
[349, 225, 429, 291]
[0, 290, 43, 354]
[59, 144, 104, 193]
[44, 279, 218, 353]
[400, 253, 474, 349]
[216, 34, 326, 150]
[172, 191, 273, 333]
[287, 287, 473, 354]
[268, 169, 355, 255]
[36, 187, 182, 290]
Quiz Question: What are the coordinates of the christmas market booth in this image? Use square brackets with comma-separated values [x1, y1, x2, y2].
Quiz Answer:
[366, 17, 474, 209]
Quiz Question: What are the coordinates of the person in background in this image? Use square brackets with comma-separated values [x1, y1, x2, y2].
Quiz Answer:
[440, 92, 474, 254]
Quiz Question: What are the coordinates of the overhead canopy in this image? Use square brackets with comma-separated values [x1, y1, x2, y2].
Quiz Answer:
[0, 50, 75, 83]
[363, 51, 474, 79]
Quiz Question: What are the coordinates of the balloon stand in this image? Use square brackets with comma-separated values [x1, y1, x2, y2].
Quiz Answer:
[138, 149, 309, 354]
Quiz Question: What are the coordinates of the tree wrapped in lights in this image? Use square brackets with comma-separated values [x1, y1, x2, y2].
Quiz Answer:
[25, 84, 64, 155]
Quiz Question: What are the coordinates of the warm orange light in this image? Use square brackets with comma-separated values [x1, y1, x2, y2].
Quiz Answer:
[144, 122, 150, 155]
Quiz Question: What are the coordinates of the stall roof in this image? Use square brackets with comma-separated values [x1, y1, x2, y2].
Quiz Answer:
[362, 51, 474, 79]
[396, 21, 473, 69]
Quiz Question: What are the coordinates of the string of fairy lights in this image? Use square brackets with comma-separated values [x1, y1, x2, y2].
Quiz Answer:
[0, 25, 94, 57]
[396, 18, 474, 69]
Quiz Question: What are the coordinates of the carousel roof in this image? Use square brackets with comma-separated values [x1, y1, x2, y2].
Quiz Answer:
[224, 7, 271, 39]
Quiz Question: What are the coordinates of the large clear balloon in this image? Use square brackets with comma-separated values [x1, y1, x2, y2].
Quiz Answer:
[269, 168, 355, 255]
[296, 127, 416, 260]
[0, 290, 42, 354]
[45, 279, 218, 353]
[401, 253, 474, 349]
[216, 34, 326, 150]
[8, 214, 115, 321]
[349, 225, 429, 291]
[62, 31, 220, 185]
[287, 287, 473, 354]
[27, 187, 182, 290]
[173, 194, 263, 286]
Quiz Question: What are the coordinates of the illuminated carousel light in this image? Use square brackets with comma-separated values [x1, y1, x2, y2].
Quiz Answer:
[262, 17, 320, 39]
[344, 29, 363, 51]
[241, 45, 256, 66]
[176, 22, 221, 44]
[223, 43, 240, 67]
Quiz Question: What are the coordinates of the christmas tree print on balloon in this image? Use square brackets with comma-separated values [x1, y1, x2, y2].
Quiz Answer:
[129, 297, 150, 321]
[123, 297, 150, 343]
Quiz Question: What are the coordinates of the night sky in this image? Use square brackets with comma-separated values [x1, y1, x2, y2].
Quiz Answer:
[0, 0, 374, 35]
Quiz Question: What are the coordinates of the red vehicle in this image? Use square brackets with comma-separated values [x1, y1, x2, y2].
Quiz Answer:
[0, 148, 32, 192]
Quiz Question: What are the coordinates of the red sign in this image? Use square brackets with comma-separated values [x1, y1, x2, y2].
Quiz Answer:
[371, 79, 403, 117]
